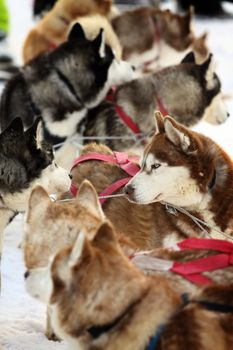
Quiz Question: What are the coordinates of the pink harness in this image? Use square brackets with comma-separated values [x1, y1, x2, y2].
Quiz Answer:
[70, 152, 140, 204]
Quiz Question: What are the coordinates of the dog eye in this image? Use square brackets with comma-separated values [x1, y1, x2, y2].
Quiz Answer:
[151, 163, 161, 170]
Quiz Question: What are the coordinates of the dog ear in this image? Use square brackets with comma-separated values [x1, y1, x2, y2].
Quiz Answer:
[200, 53, 216, 90]
[1, 117, 24, 135]
[93, 28, 106, 58]
[92, 221, 117, 248]
[181, 51, 195, 64]
[68, 22, 86, 42]
[69, 231, 91, 268]
[35, 119, 44, 149]
[164, 117, 193, 152]
[25, 117, 42, 144]
[154, 111, 165, 134]
[76, 180, 105, 220]
[27, 186, 51, 220]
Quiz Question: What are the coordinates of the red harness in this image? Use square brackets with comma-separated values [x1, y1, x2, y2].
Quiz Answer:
[172, 238, 233, 285]
[106, 87, 168, 134]
[70, 152, 140, 204]
[131, 238, 233, 286]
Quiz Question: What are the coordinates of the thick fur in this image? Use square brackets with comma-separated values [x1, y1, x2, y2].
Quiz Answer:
[125, 112, 233, 240]
[71, 111, 233, 249]
[23, 0, 114, 63]
[111, 7, 203, 70]
[0, 23, 135, 141]
[0, 117, 70, 285]
[25, 221, 233, 350]
[84, 52, 228, 152]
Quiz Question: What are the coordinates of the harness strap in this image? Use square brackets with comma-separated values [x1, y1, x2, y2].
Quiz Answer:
[106, 88, 141, 134]
[70, 152, 139, 202]
[155, 95, 168, 117]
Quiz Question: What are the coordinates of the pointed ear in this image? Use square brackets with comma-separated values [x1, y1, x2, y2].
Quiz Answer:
[2, 117, 24, 134]
[154, 111, 165, 134]
[164, 117, 192, 152]
[200, 53, 216, 90]
[68, 22, 86, 42]
[68, 231, 91, 268]
[76, 180, 105, 220]
[188, 5, 194, 19]
[25, 117, 42, 144]
[27, 186, 51, 220]
[35, 119, 44, 149]
[93, 28, 105, 58]
[181, 51, 195, 64]
[92, 221, 117, 248]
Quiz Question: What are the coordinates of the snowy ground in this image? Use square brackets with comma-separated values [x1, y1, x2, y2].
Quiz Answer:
[0, 0, 233, 349]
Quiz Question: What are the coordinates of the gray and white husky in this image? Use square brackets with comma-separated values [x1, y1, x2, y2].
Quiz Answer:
[0, 23, 135, 144]
[84, 52, 228, 151]
[0, 117, 70, 286]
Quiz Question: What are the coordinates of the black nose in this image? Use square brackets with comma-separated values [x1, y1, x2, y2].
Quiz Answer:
[227, 112, 230, 117]
[24, 270, 30, 279]
[131, 65, 136, 71]
[124, 184, 134, 196]
[69, 173, 73, 179]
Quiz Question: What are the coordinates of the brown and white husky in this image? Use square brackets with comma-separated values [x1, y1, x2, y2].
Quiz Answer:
[25, 220, 233, 350]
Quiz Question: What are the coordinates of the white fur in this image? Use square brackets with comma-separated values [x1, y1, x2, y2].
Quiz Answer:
[46, 110, 87, 137]
[205, 58, 216, 90]
[127, 40, 189, 72]
[162, 233, 181, 248]
[3, 162, 70, 212]
[25, 265, 53, 304]
[164, 119, 191, 151]
[69, 231, 86, 267]
[203, 93, 229, 124]
[127, 153, 205, 207]
[99, 30, 105, 58]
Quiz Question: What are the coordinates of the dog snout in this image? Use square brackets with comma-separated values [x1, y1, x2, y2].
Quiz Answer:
[124, 184, 135, 199]
[24, 270, 30, 279]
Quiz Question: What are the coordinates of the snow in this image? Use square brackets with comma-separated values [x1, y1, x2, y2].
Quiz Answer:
[0, 0, 233, 349]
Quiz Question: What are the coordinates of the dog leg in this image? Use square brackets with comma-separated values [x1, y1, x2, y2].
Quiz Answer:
[45, 306, 60, 341]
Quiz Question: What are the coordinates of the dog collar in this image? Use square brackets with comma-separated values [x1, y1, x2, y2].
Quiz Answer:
[70, 151, 139, 203]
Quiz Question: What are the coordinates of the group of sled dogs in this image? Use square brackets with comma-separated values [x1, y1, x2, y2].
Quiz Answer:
[0, 0, 233, 349]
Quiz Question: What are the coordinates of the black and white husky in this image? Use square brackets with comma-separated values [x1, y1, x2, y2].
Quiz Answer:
[0, 117, 70, 284]
[0, 23, 136, 143]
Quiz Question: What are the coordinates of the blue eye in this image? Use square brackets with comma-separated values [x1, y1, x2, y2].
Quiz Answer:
[151, 163, 161, 170]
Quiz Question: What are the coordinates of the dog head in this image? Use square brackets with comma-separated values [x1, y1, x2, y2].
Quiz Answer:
[157, 52, 228, 126]
[125, 112, 225, 208]
[24, 180, 105, 269]
[25, 221, 147, 343]
[48, 23, 135, 108]
[0, 118, 70, 212]
[160, 7, 193, 51]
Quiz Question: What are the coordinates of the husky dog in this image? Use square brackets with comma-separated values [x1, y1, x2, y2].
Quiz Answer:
[125, 112, 233, 240]
[23, 0, 115, 63]
[0, 23, 135, 143]
[111, 6, 197, 70]
[71, 109, 233, 249]
[25, 221, 233, 350]
[84, 52, 228, 151]
[0, 117, 70, 285]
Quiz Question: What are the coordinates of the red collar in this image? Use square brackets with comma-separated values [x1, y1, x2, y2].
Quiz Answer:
[171, 238, 233, 285]
[70, 152, 140, 204]
[106, 88, 141, 135]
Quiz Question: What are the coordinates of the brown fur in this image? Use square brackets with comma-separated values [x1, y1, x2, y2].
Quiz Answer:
[71, 113, 233, 246]
[23, 0, 113, 63]
[46, 222, 233, 349]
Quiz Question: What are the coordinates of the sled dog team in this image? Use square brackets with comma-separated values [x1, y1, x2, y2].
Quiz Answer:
[0, 0, 233, 349]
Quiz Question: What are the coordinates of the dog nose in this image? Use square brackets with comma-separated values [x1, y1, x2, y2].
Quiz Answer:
[227, 112, 230, 117]
[131, 65, 136, 71]
[24, 270, 30, 279]
[124, 184, 134, 196]
[69, 173, 73, 179]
